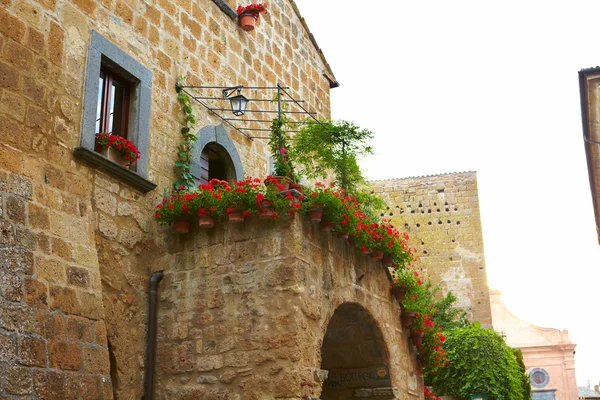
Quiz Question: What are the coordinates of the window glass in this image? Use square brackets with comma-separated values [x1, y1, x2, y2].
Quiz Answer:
[95, 72, 105, 132]
[97, 68, 130, 138]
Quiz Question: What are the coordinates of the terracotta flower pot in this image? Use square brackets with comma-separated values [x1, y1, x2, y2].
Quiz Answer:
[382, 254, 394, 267]
[258, 199, 274, 219]
[320, 220, 334, 232]
[265, 176, 290, 191]
[198, 216, 215, 229]
[173, 217, 191, 234]
[308, 204, 323, 223]
[371, 250, 384, 261]
[400, 310, 416, 327]
[410, 330, 424, 348]
[228, 208, 245, 223]
[289, 183, 304, 195]
[238, 12, 258, 31]
[391, 286, 406, 302]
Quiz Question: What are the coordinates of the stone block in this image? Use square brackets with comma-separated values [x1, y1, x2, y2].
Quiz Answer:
[5, 365, 33, 395]
[1, 271, 22, 301]
[17, 335, 47, 367]
[196, 354, 223, 372]
[28, 202, 50, 229]
[82, 345, 109, 373]
[0, 90, 26, 122]
[0, 331, 16, 362]
[36, 256, 65, 283]
[66, 315, 91, 342]
[33, 370, 69, 400]
[7, 195, 26, 224]
[52, 237, 73, 261]
[223, 351, 249, 367]
[93, 320, 108, 346]
[118, 227, 142, 248]
[78, 291, 104, 320]
[0, 302, 35, 332]
[66, 266, 90, 287]
[35, 311, 65, 339]
[48, 20, 64, 66]
[49, 285, 80, 315]
[9, 173, 32, 198]
[0, 8, 26, 43]
[98, 213, 118, 240]
[0, 220, 16, 245]
[49, 340, 82, 370]
[24, 278, 48, 308]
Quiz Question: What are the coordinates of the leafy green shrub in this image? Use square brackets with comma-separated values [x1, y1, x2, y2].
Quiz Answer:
[292, 120, 373, 192]
[426, 323, 530, 400]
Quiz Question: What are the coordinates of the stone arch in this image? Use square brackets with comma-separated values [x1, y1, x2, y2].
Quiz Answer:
[319, 302, 394, 400]
[190, 124, 244, 182]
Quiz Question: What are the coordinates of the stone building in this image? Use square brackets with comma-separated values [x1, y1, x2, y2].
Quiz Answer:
[371, 172, 492, 325]
[0, 0, 424, 399]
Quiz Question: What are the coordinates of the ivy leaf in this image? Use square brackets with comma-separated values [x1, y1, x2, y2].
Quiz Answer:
[175, 160, 187, 167]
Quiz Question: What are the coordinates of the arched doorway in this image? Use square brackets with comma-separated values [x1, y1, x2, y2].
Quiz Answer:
[319, 303, 394, 400]
[191, 124, 244, 184]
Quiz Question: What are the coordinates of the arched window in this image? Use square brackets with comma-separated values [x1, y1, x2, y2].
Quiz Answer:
[191, 124, 244, 184]
[198, 143, 236, 184]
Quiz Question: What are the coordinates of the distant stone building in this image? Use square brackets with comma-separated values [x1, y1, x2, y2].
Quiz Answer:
[371, 172, 492, 325]
[490, 290, 578, 400]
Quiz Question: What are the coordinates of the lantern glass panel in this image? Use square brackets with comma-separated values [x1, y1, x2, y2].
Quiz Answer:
[229, 94, 248, 116]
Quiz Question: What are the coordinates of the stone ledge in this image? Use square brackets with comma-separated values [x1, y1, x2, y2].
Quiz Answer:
[73, 147, 157, 193]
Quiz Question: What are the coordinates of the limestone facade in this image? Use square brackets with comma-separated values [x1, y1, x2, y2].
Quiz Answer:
[371, 172, 492, 325]
[0, 0, 422, 398]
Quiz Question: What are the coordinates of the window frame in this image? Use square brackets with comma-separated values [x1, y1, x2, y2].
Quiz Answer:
[97, 68, 131, 138]
[74, 31, 156, 192]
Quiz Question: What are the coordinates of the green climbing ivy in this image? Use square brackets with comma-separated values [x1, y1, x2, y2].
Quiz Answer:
[174, 77, 198, 189]
[425, 323, 530, 400]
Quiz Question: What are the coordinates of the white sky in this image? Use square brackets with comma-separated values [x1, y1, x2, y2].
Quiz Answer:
[294, 0, 600, 387]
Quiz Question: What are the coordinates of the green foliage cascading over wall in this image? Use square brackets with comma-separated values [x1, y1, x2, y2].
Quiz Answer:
[425, 323, 530, 400]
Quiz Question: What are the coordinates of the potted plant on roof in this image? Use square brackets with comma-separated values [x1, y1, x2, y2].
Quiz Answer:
[95, 132, 140, 167]
[236, 3, 268, 32]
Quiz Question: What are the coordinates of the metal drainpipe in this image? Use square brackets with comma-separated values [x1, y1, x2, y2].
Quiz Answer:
[143, 271, 164, 400]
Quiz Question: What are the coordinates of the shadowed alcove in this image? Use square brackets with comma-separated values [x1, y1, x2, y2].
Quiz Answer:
[320, 303, 394, 400]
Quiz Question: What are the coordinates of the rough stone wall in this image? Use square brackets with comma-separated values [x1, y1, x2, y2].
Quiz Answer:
[371, 172, 492, 325]
[0, 0, 334, 398]
[0, 162, 112, 398]
[153, 217, 422, 400]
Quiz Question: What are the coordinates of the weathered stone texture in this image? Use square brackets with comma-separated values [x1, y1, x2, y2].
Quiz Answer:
[372, 172, 493, 325]
[152, 218, 420, 399]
